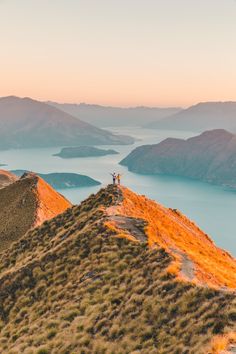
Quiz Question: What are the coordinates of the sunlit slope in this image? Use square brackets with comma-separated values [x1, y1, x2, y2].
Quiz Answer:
[0, 170, 18, 189]
[0, 185, 234, 353]
[108, 186, 236, 289]
[0, 172, 71, 251]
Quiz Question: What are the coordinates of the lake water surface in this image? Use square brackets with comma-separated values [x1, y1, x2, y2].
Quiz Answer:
[0, 127, 235, 256]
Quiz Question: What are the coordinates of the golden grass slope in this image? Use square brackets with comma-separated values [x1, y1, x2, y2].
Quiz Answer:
[0, 170, 18, 189]
[0, 172, 71, 251]
[0, 185, 234, 353]
[107, 186, 236, 290]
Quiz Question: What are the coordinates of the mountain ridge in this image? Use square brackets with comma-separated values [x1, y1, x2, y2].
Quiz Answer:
[48, 101, 182, 127]
[0, 96, 134, 149]
[146, 101, 236, 132]
[120, 129, 236, 189]
[0, 184, 235, 353]
[0, 170, 18, 189]
[105, 185, 236, 289]
[0, 172, 71, 251]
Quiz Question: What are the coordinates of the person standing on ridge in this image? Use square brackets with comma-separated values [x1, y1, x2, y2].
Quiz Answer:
[117, 173, 121, 185]
[110, 172, 116, 185]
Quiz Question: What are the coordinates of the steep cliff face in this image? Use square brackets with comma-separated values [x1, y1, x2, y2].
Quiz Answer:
[0, 172, 71, 251]
[120, 129, 236, 189]
[0, 185, 234, 353]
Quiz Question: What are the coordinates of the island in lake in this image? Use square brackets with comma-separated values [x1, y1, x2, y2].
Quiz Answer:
[12, 170, 101, 189]
[0, 170, 18, 189]
[54, 146, 119, 158]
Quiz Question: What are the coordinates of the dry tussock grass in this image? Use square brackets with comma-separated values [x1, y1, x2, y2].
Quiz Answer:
[0, 185, 234, 353]
[116, 187, 236, 289]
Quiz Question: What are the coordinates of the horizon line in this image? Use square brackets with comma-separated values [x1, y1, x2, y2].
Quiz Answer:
[1, 95, 236, 110]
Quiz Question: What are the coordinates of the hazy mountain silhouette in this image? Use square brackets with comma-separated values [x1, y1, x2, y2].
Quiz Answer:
[146, 102, 236, 132]
[0, 96, 134, 149]
[120, 129, 236, 189]
[48, 101, 182, 127]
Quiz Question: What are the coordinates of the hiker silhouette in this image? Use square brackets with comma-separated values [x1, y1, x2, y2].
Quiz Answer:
[117, 173, 121, 185]
[110, 172, 116, 185]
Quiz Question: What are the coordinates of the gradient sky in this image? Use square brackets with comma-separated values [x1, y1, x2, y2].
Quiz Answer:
[0, 0, 236, 107]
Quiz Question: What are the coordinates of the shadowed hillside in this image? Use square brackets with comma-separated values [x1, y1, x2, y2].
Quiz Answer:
[0, 172, 71, 251]
[0, 96, 134, 149]
[48, 101, 182, 127]
[120, 129, 236, 189]
[146, 102, 236, 132]
[0, 185, 235, 353]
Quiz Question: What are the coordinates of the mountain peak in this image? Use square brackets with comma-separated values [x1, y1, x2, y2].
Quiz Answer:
[0, 171, 72, 251]
[19, 172, 72, 227]
[0, 96, 134, 149]
[0, 169, 18, 189]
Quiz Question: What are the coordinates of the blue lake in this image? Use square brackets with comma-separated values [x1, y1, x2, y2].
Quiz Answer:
[0, 127, 235, 256]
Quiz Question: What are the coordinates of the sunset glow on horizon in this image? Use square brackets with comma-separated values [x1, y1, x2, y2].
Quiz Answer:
[0, 0, 236, 107]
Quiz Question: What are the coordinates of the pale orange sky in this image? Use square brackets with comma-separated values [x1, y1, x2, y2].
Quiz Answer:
[0, 0, 236, 107]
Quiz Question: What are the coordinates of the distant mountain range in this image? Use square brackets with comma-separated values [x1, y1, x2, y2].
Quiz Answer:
[146, 102, 236, 132]
[0, 96, 134, 150]
[120, 129, 236, 189]
[48, 101, 181, 127]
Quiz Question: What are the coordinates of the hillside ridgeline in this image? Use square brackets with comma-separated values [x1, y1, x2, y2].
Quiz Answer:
[0, 185, 235, 353]
[120, 129, 236, 189]
[49, 101, 182, 127]
[146, 102, 236, 132]
[0, 172, 71, 251]
[0, 170, 18, 189]
[0, 96, 134, 149]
